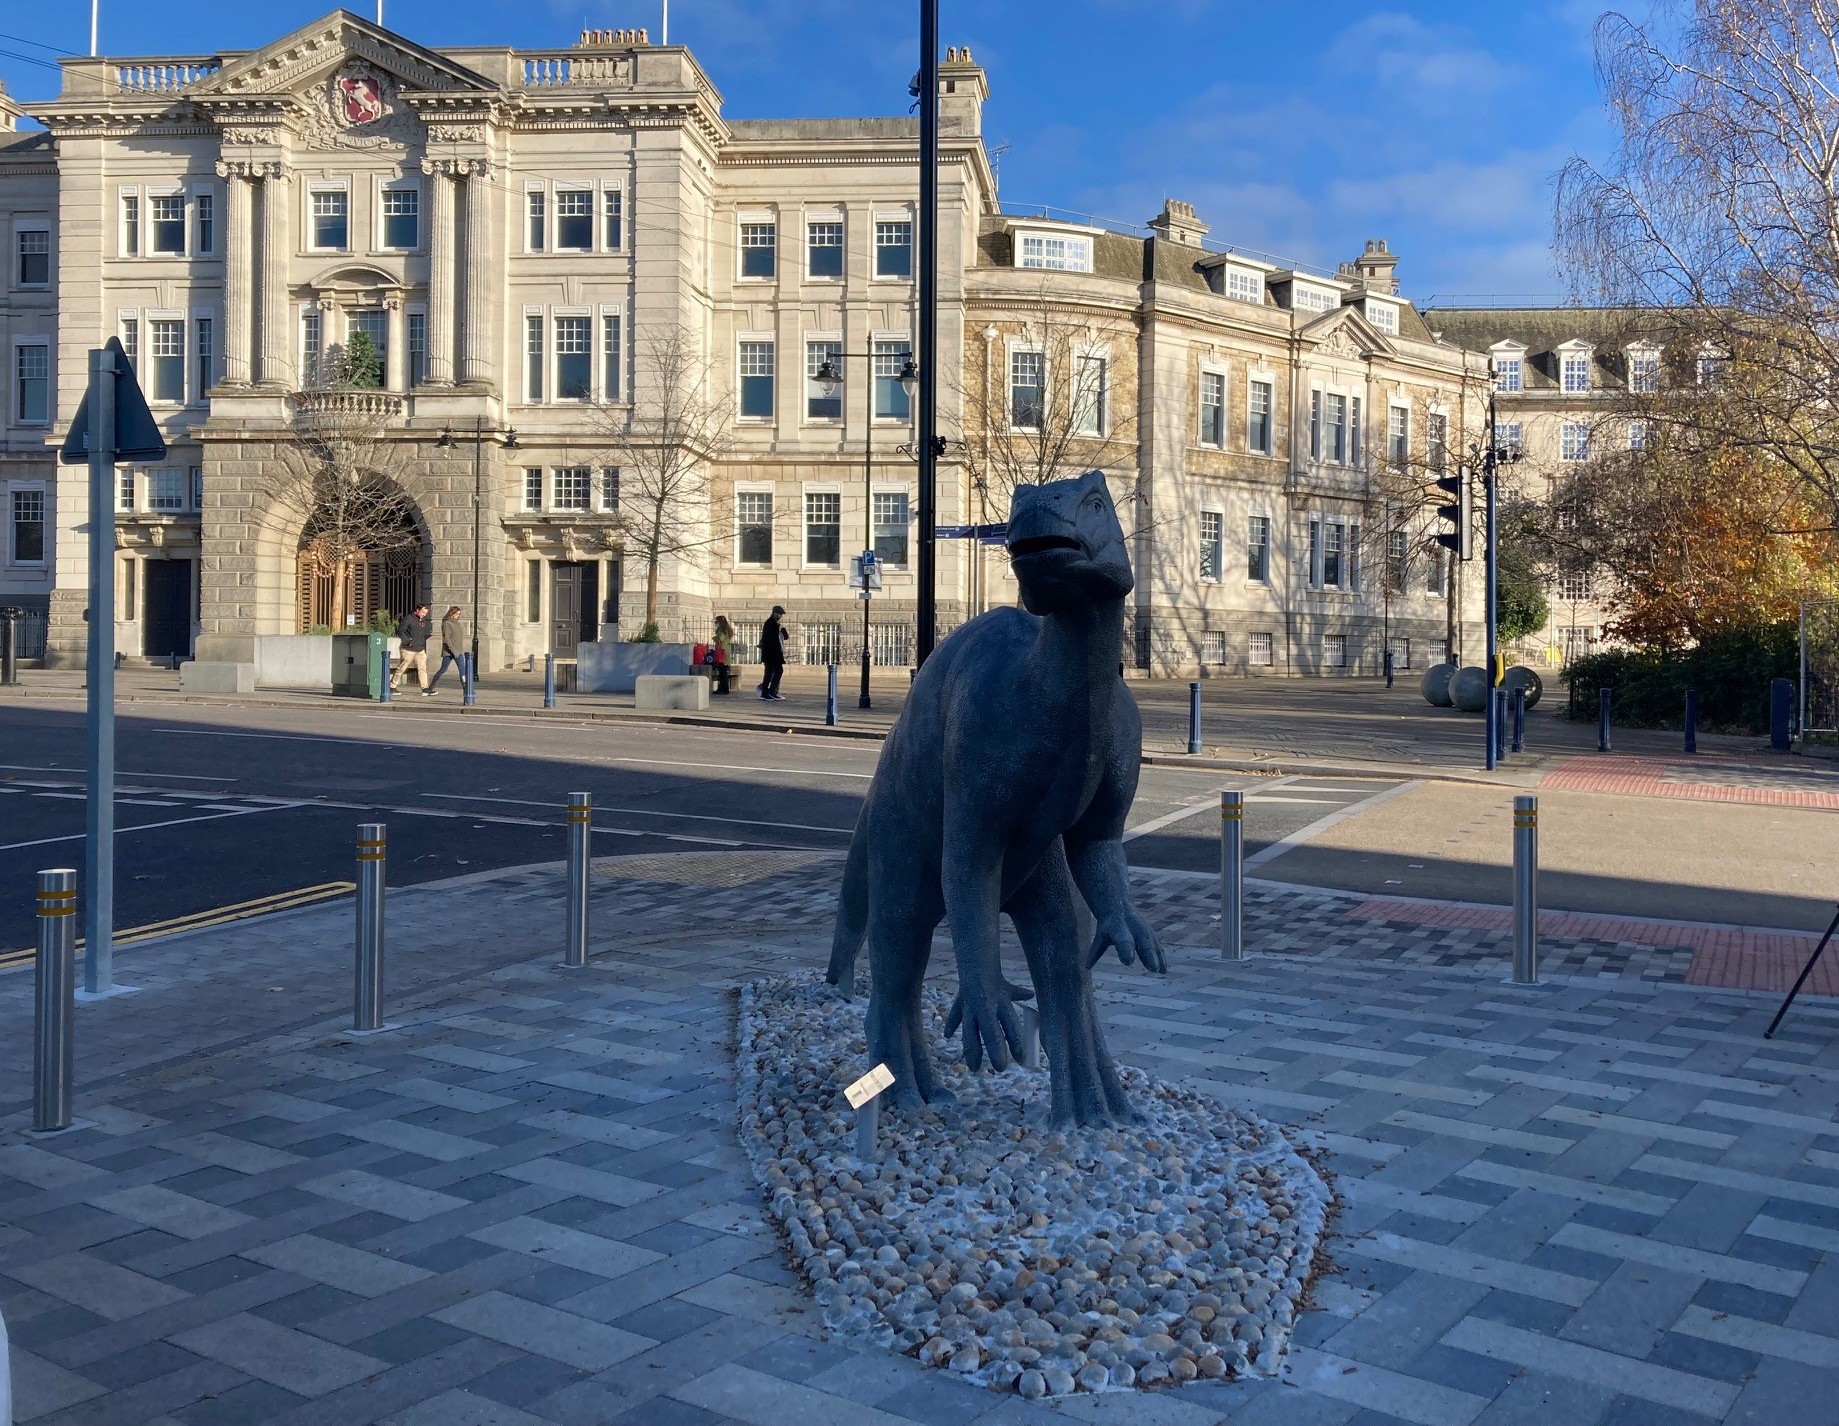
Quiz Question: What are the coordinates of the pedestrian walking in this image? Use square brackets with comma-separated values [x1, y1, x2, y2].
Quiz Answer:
[392, 602, 436, 696]
[758, 605, 788, 700]
[429, 606, 467, 689]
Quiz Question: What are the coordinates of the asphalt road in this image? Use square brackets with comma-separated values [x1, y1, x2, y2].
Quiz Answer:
[0, 700, 1403, 957]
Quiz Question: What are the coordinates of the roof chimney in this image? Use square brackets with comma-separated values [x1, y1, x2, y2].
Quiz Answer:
[1351, 237, 1399, 295]
[1148, 199, 1208, 248]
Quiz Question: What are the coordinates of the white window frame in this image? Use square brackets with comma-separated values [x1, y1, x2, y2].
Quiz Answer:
[119, 186, 140, 258]
[734, 483, 775, 567]
[870, 487, 911, 567]
[1386, 404, 1410, 470]
[1198, 367, 1227, 448]
[737, 335, 776, 422]
[1008, 343, 1045, 433]
[801, 486, 843, 569]
[145, 311, 187, 407]
[524, 306, 546, 403]
[1199, 509, 1224, 583]
[551, 465, 593, 513]
[873, 213, 915, 280]
[7, 479, 47, 567]
[521, 467, 544, 512]
[739, 214, 778, 282]
[12, 339, 50, 427]
[1311, 384, 1355, 467]
[307, 183, 351, 254]
[145, 466, 191, 513]
[1224, 266, 1263, 304]
[1323, 633, 1348, 669]
[1309, 513, 1353, 590]
[193, 186, 216, 257]
[191, 305, 214, 403]
[146, 184, 189, 257]
[1558, 342, 1594, 394]
[14, 226, 51, 290]
[871, 333, 913, 423]
[599, 304, 624, 403]
[552, 309, 594, 403]
[1248, 631, 1274, 667]
[1016, 228, 1094, 273]
[1626, 343, 1661, 394]
[1247, 511, 1272, 584]
[804, 336, 843, 425]
[805, 213, 845, 283]
[1364, 299, 1398, 334]
[601, 181, 625, 253]
[1291, 283, 1338, 314]
[1561, 422, 1591, 462]
[1247, 373, 1275, 455]
[377, 179, 421, 253]
[1072, 351, 1108, 437]
[524, 184, 547, 254]
[552, 185, 595, 254]
[1628, 420, 1647, 451]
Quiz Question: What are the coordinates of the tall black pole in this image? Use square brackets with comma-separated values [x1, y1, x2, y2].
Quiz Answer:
[915, 0, 940, 664]
[860, 409, 873, 708]
[1484, 397, 1499, 771]
[470, 414, 482, 667]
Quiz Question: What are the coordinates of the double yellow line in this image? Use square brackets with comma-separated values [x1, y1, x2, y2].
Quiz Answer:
[0, 881, 355, 970]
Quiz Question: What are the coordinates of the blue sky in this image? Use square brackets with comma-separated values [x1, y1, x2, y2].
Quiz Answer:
[1, 1, 1635, 303]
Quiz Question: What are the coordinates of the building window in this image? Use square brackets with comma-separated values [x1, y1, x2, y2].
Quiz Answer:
[10, 486, 45, 564]
[1697, 352, 1726, 387]
[1427, 548, 1446, 597]
[1387, 407, 1409, 469]
[805, 491, 841, 565]
[150, 195, 185, 254]
[875, 219, 913, 278]
[526, 315, 544, 401]
[522, 468, 543, 511]
[1559, 569, 1594, 602]
[194, 192, 214, 255]
[872, 491, 909, 566]
[806, 340, 842, 421]
[1199, 511, 1223, 581]
[1494, 421, 1523, 460]
[1561, 422, 1590, 461]
[118, 470, 134, 511]
[739, 340, 775, 419]
[310, 191, 348, 251]
[527, 190, 546, 251]
[737, 491, 773, 564]
[121, 193, 139, 256]
[1019, 232, 1093, 272]
[1387, 529, 1409, 593]
[741, 222, 777, 279]
[1292, 285, 1336, 313]
[555, 316, 591, 400]
[1323, 634, 1348, 668]
[407, 312, 426, 387]
[121, 318, 138, 372]
[349, 310, 387, 386]
[1249, 632, 1274, 667]
[148, 468, 187, 511]
[1248, 378, 1273, 454]
[1427, 412, 1448, 474]
[807, 220, 843, 279]
[381, 188, 418, 250]
[599, 467, 620, 512]
[15, 344, 48, 424]
[1561, 353, 1591, 392]
[602, 313, 621, 400]
[1322, 392, 1349, 465]
[194, 317, 213, 401]
[603, 187, 623, 250]
[16, 230, 49, 288]
[191, 465, 203, 509]
[1628, 420, 1647, 451]
[1201, 631, 1227, 665]
[1630, 351, 1659, 393]
[526, 559, 542, 622]
[1010, 350, 1044, 430]
[1073, 355, 1106, 436]
[302, 310, 323, 386]
[1247, 515, 1270, 582]
[555, 190, 593, 251]
[1494, 357, 1521, 392]
[873, 340, 911, 420]
[1199, 371, 1225, 447]
[149, 319, 184, 403]
[553, 467, 592, 512]
[1365, 300, 1398, 334]
[1322, 521, 1345, 587]
[1226, 267, 1262, 303]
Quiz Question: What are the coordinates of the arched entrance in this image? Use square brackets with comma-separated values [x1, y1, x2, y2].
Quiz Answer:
[294, 499, 425, 632]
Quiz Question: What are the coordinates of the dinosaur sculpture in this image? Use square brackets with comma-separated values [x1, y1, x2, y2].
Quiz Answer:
[826, 470, 1166, 1126]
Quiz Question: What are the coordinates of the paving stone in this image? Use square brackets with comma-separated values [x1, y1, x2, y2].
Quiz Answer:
[383, 1388, 554, 1425]
[432, 1291, 654, 1371]
[170, 1312, 389, 1396]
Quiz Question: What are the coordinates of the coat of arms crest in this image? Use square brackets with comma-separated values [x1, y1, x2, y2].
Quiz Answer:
[335, 73, 385, 126]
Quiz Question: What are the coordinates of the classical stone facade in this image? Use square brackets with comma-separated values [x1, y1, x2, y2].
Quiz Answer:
[1, 13, 1485, 678]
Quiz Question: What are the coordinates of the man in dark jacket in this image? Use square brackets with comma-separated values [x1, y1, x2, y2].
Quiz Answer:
[392, 603, 436, 696]
[758, 606, 788, 700]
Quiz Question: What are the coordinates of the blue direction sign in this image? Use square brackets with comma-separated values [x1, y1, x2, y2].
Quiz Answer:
[60, 338, 167, 465]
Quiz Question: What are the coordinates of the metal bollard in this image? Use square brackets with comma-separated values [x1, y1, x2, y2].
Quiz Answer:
[1220, 790, 1244, 961]
[1187, 681, 1202, 755]
[1598, 686, 1612, 752]
[564, 792, 591, 968]
[1512, 796, 1538, 984]
[462, 652, 476, 706]
[1511, 687, 1525, 753]
[379, 645, 392, 703]
[34, 870, 77, 1133]
[1494, 689, 1509, 763]
[354, 823, 387, 1031]
[1019, 1002, 1040, 1069]
[1685, 689, 1698, 754]
[826, 664, 838, 726]
[543, 653, 556, 709]
[1384, 649, 1394, 689]
[0, 611, 18, 686]
[856, 1097, 878, 1161]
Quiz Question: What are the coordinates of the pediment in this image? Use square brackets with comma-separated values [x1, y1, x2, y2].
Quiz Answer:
[1302, 307, 1392, 360]
[193, 11, 496, 100]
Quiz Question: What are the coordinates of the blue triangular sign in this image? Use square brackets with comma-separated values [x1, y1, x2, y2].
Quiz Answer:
[59, 338, 167, 465]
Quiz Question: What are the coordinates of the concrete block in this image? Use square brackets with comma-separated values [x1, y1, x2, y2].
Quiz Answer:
[577, 641, 694, 694]
[255, 634, 335, 689]
[179, 660, 256, 694]
[193, 634, 257, 663]
[635, 674, 710, 711]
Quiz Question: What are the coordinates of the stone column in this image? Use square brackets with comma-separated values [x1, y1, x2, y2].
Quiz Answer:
[419, 159, 455, 385]
[215, 162, 254, 385]
[385, 298, 406, 392]
[460, 160, 492, 387]
[258, 163, 292, 388]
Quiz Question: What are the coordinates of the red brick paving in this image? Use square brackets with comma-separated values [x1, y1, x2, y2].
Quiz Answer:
[1540, 754, 1839, 809]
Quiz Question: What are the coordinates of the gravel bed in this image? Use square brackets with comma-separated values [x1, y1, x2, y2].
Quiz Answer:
[737, 973, 1331, 1397]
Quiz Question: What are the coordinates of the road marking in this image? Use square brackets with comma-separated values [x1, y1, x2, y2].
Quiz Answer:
[0, 802, 297, 853]
[422, 791, 855, 836]
[0, 763, 236, 782]
[591, 754, 876, 780]
[0, 882, 354, 968]
[1244, 779, 1421, 870]
[1124, 776, 1313, 841]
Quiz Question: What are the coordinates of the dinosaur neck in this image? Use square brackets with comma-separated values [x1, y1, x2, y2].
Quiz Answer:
[1035, 592, 1126, 689]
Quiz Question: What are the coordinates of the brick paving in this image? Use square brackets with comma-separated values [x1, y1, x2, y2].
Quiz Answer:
[1543, 753, 1839, 810]
[2, 852, 1837, 1424]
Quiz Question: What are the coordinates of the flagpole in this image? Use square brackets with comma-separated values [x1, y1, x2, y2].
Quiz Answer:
[662, 0, 669, 43]
[90, 0, 98, 56]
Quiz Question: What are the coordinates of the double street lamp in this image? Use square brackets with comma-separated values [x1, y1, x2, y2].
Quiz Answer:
[436, 417, 519, 668]
[813, 354, 918, 708]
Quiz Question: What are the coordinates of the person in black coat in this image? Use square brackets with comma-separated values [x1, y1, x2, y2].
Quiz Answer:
[392, 603, 436, 696]
[758, 606, 788, 700]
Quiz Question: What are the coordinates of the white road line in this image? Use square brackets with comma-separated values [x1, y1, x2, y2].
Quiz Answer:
[0, 763, 237, 782]
[0, 803, 290, 853]
[590, 755, 875, 780]
[1243, 780, 1421, 870]
[157, 728, 410, 748]
[422, 791, 855, 836]
[1122, 776, 1293, 841]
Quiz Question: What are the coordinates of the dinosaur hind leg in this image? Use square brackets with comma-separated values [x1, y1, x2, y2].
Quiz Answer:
[865, 875, 948, 1108]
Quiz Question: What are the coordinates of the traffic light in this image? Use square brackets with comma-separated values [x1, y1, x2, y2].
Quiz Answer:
[1434, 467, 1472, 562]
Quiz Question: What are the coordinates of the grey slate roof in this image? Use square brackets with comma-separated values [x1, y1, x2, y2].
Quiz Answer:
[1427, 306, 1675, 389]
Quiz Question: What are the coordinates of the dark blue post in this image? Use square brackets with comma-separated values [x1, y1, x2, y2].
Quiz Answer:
[462, 653, 476, 706]
[1512, 687, 1525, 752]
[1771, 678, 1795, 751]
[1383, 649, 1394, 689]
[1598, 686, 1612, 752]
[379, 643, 392, 704]
[543, 653, 556, 709]
[1187, 681, 1202, 755]
[1494, 688, 1509, 763]
[1684, 689, 1698, 754]
[826, 664, 838, 726]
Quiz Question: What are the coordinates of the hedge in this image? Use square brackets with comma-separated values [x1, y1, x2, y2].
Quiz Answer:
[1563, 622, 1798, 733]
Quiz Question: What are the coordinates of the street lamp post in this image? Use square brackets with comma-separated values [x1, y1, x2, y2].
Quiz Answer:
[436, 418, 518, 672]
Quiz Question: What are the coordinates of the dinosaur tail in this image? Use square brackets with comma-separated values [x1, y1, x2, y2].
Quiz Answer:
[826, 823, 870, 995]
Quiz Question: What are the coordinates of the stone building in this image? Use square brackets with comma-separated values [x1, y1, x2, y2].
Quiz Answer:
[1, 12, 1485, 678]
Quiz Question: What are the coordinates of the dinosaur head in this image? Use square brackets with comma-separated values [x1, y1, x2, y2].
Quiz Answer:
[1005, 471, 1134, 614]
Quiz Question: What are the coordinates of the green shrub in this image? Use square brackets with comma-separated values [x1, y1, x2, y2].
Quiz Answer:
[1563, 621, 1798, 732]
[632, 622, 662, 643]
[369, 609, 397, 635]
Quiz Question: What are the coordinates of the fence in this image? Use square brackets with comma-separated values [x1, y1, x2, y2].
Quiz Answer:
[1804, 600, 1839, 740]
[5, 612, 47, 660]
[615, 616, 930, 670]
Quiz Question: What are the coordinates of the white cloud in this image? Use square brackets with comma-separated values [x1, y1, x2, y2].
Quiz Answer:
[1323, 12, 1520, 111]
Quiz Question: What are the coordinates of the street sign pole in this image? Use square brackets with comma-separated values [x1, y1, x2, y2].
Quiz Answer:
[84, 347, 117, 995]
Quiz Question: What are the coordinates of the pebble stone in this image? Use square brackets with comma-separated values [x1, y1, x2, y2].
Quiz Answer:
[737, 974, 1331, 1396]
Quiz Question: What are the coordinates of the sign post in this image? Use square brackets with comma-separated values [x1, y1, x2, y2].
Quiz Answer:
[61, 338, 164, 998]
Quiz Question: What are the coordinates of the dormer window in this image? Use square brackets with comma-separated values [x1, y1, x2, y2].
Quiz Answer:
[1495, 357, 1522, 392]
[1364, 300, 1398, 335]
[1559, 345, 1594, 393]
[1018, 230, 1093, 273]
[1225, 266, 1262, 303]
[1628, 346, 1660, 393]
[1291, 285, 1337, 314]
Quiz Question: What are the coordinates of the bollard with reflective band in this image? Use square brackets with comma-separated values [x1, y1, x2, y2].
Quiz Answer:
[543, 654, 556, 709]
[564, 792, 591, 968]
[34, 870, 77, 1132]
[1685, 689, 1698, 755]
[1220, 790, 1244, 961]
[1512, 796, 1538, 984]
[1187, 682, 1202, 755]
[462, 653, 476, 706]
[354, 823, 387, 1031]
[1598, 686, 1612, 752]
[1511, 687, 1525, 753]
[826, 664, 838, 726]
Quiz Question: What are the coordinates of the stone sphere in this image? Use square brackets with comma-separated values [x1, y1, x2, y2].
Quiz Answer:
[1503, 665, 1544, 708]
[1450, 666, 1489, 712]
[1420, 664, 1457, 707]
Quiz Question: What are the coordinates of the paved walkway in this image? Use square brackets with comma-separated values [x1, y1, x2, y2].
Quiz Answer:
[2, 853, 1837, 1425]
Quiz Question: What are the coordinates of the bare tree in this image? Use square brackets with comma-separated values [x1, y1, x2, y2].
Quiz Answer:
[1555, 1, 1839, 526]
[589, 326, 737, 633]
